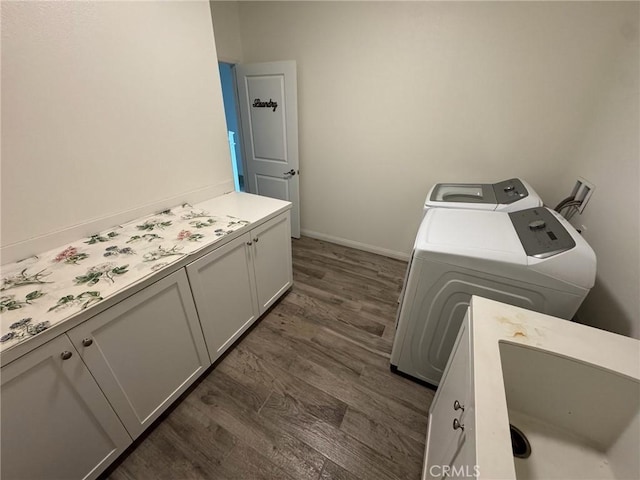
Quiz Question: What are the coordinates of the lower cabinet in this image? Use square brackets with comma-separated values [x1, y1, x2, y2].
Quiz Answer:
[250, 212, 293, 313]
[424, 315, 475, 479]
[1, 334, 132, 480]
[1, 208, 293, 479]
[187, 212, 292, 363]
[67, 269, 210, 439]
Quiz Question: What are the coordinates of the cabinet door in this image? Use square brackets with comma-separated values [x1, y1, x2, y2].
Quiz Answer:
[251, 212, 293, 314]
[67, 269, 209, 439]
[186, 232, 260, 363]
[425, 319, 470, 478]
[1, 335, 131, 480]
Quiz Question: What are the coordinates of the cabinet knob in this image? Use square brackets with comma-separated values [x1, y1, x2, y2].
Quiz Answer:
[60, 351, 73, 360]
[246, 241, 253, 246]
[453, 400, 465, 412]
[452, 418, 464, 431]
[254, 237, 259, 243]
[82, 338, 93, 347]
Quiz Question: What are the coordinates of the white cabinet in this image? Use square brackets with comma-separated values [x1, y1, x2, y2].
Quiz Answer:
[424, 314, 476, 479]
[0, 195, 292, 480]
[1, 334, 131, 480]
[250, 212, 293, 313]
[187, 212, 292, 363]
[67, 269, 210, 439]
[186, 232, 259, 363]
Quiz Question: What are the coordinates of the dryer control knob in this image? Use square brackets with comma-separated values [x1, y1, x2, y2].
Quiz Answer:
[528, 220, 546, 230]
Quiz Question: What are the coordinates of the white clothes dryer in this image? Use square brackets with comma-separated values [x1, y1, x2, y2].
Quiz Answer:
[391, 206, 596, 387]
[423, 178, 543, 216]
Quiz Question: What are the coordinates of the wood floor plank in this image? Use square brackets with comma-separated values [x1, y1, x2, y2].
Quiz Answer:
[125, 418, 230, 479]
[243, 324, 429, 443]
[202, 366, 271, 413]
[217, 344, 349, 428]
[292, 266, 401, 311]
[214, 442, 298, 480]
[108, 443, 156, 480]
[263, 305, 390, 371]
[286, 350, 430, 443]
[260, 310, 367, 377]
[285, 287, 387, 336]
[358, 364, 434, 415]
[293, 239, 407, 288]
[320, 459, 362, 480]
[291, 272, 400, 322]
[246, 322, 363, 384]
[110, 389, 237, 479]
[292, 237, 408, 281]
[191, 381, 326, 480]
[282, 289, 393, 355]
[259, 392, 412, 480]
[161, 402, 237, 475]
[340, 407, 425, 477]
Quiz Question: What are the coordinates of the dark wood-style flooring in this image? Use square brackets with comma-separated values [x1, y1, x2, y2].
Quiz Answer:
[108, 236, 435, 480]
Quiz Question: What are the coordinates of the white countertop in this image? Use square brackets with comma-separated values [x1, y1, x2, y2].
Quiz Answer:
[469, 296, 640, 479]
[0, 192, 290, 360]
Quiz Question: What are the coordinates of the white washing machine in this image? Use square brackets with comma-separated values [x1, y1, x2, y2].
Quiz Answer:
[424, 178, 543, 215]
[391, 206, 596, 387]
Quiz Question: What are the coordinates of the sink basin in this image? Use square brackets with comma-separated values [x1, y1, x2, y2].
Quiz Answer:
[461, 296, 640, 480]
[499, 341, 639, 480]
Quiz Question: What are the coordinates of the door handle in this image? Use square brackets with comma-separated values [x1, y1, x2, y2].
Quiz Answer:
[453, 418, 465, 431]
[284, 169, 297, 179]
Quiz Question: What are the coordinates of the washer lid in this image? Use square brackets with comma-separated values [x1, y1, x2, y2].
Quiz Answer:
[425, 178, 534, 210]
[428, 183, 496, 204]
[415, 208, 526, 264]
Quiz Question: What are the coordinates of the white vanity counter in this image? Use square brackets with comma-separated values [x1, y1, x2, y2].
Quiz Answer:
[424, 296, 640, 480]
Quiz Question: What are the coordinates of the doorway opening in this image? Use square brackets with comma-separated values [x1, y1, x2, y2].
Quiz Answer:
[218, 62, 244, 192]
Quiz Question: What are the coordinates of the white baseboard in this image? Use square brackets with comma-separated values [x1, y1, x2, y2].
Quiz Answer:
[1, 180, 235, 264]
[300, 229, 410, 261]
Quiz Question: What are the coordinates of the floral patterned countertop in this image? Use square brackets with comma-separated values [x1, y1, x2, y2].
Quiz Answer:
[0, 202, 250, 353]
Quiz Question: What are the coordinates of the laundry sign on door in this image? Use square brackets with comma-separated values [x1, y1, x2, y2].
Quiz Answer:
[252, 98, 278, 112]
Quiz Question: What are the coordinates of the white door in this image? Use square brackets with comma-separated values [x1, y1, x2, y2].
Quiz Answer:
[235, 61, 301, 238]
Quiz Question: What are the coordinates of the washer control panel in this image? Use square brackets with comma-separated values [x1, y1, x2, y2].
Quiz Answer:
[493, 178, 529, 205]
[509, 208, 576, 258]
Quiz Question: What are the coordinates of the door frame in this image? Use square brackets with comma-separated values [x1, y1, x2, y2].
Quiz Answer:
[218, 61, 248, 192]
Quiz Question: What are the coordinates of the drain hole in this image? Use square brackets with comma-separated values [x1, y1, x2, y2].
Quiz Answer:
[510, 424, 531, 458]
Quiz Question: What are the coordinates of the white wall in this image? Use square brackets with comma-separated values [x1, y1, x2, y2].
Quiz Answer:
[558, 9, 639, 339]
[233, 1, 635, 258]
[210, 1, 244, 63]
[1, 1, 233, 261]
[215, 1, 639, 338]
